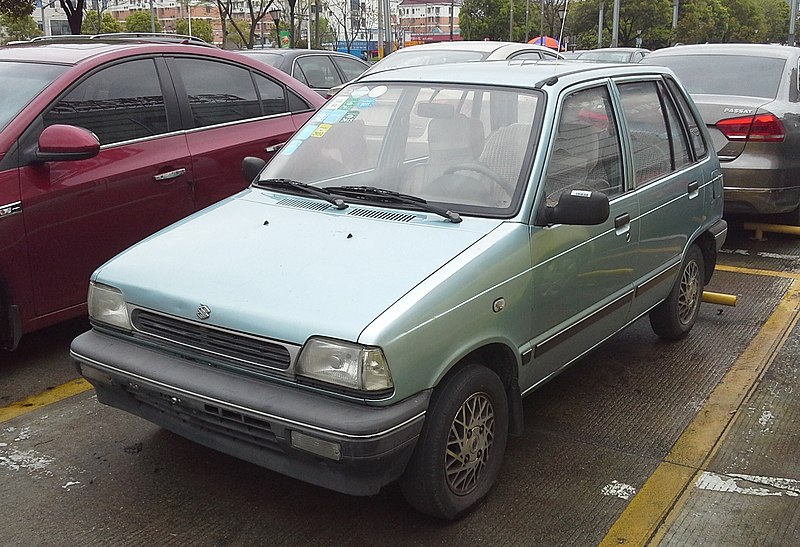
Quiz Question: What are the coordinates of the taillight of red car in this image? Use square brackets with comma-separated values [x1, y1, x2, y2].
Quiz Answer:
[716, 113, 785, 142]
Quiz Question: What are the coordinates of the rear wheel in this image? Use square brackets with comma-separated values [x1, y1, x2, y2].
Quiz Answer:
[400, 363, 508, 520]
[649, 244, 704, 340]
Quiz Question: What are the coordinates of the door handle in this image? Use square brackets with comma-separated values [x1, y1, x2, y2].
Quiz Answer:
[614, 213, 631, 239]
[265, 142, 286, 153]
[153, 168, 186, 182]
[688, 180, 699, 199]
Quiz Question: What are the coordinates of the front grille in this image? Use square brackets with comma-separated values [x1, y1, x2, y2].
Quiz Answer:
[124, 384, 282, 451]
[132, 309, 291, 371]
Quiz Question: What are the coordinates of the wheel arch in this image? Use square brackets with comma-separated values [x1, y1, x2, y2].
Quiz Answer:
[693, 229, 718, 285]
[435, 342, 524, 437]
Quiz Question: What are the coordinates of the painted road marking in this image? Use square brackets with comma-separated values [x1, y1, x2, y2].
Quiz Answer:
[695, 472, 800, 497]
[0, 378, 92, 424]
[600, 277, 800, 546]
[716, 264, 800, 280]
[720, 248, 799, 262]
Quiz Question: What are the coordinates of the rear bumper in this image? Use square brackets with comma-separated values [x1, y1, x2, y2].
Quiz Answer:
[71, 329, 429, 496]
[721, 166, 800, 214]
[709, 218, 728, 251]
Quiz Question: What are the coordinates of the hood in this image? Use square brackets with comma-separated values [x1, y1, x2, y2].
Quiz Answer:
[96, 189, 503, 344]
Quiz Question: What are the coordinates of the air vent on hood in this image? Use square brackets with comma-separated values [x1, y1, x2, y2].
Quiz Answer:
[276, 198, 332, 212]
[347, 208, 417, 222]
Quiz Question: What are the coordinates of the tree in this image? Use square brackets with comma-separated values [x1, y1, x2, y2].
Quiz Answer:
[217, 0, 275, 49]
[176, 17, 213, 43]
[125, 11, 161, 33]
[0, 0, 34, 18]
[459, 0, 509, 41]
[81, 9, 122, 34]
[569, 0, 672, 50]
[59, 0, 86, 34]
[0, 13, 41, 43]
[674, 0, 729, 44]
[756, 0, 790, 43]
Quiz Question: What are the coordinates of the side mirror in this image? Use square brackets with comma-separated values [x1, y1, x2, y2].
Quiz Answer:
[32, 125, 100, 163]
[242, 156, 267, 184]
[543, 190, 610, 226]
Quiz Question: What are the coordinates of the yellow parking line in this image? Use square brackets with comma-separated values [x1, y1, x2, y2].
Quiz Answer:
[715, 264, 800, 280]
[600, 278, 800, 546]
[0, 378, 93, 424]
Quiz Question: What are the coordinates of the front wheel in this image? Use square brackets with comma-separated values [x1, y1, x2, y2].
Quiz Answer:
[649, 244, 705, 340]
[400, 363, 509, 520]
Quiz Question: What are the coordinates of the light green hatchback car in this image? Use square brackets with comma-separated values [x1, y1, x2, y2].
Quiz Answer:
[72, 60, 727, 519]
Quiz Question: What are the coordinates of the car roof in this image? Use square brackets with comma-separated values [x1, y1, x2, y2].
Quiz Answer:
[396, 40, 550, 54]
[647, 43, 797, 59]
[241, 49, 361, 59]
[0, 41, 219, 65]
[358, 59, 672, 89]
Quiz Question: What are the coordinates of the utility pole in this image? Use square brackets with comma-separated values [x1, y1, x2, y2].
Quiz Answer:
[510, 0, 514, 42]
[611, 0, 619, 47]
[790, 0, 798, 46]
[598, 2, 604, 48]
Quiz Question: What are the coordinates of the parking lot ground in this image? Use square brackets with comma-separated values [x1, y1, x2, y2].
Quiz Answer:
[1, 228, 799, 546]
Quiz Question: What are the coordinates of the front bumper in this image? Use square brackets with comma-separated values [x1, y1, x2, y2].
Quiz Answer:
[71, 330, 429, 496]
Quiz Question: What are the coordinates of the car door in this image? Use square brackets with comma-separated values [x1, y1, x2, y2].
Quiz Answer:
[167, 57, 313, 209]
[19, 57, 194, 317]
[614, 77, 710, 316]
[525, 83, 640, 385]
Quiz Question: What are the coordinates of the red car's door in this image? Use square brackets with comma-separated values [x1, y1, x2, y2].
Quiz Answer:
[166, 57, 317, 208]
[20, 57, 194, 317]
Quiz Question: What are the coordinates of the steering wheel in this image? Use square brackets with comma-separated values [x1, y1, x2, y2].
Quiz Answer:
[443, 162, 509, 190]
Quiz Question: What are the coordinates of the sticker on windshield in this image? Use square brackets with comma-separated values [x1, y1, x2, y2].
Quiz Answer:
[357, 97, 376, 108]
[311, 123, 333, 138]
[351, 86, 370, 98]
[339, 111, 360, 123]
[281, 139, 302, 155]
[295, 124, 318, 140]
[324, 110, 346, 124]
[368, 85, 388, 98]
[339, 97, 359, 110]
[326, 96, 348, 109]
[312, 109, 334, 122]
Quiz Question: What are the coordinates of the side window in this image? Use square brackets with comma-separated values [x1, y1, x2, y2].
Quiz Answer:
[333, 56, 368, 82]
[173, 58, 261, 127]
[544, 85, 624, 206]
[296, 56, 342, 89]
[665, 78, 708, 159]
[660, 82, 692, 170]
[253, 73, 288, 117]
[510, 52, 544, 60]
[44, 59, 168, 145]
[617, 81, 671, 186]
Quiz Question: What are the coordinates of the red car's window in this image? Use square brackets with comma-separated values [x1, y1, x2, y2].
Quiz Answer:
[43, 59, 167, 145]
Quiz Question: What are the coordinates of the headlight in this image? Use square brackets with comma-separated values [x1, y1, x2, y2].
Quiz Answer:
[296, 337, 393, 392]
[87, 282, 131, 331]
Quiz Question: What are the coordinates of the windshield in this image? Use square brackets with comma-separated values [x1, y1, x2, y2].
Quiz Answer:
[0, 61, 68, 132]
[364, 49, 488, 75]
[259, 82, 542, 216]
[643, 54, 786, 98]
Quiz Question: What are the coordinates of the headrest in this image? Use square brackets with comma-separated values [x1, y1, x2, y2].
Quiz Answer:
[416, 102, 455, 119]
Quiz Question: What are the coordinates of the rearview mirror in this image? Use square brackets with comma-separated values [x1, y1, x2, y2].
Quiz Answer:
[542, 190, 610, 226]
[32, 125, 100, 163]
[242, 156, 267, 184]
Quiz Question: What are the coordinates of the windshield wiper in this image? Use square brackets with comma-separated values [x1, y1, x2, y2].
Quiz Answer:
[324, 185, 462, 223]
[254, 178, 347, 210]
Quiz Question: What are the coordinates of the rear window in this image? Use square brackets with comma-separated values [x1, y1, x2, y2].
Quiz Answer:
[366, 49, 487, 74]
[644, 54, 785, 99]
[0, 61, 67, 132]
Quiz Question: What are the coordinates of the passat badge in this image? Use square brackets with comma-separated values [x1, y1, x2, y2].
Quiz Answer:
[196, 304, 212, 320]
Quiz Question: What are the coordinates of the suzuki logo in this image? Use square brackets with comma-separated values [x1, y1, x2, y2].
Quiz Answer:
[196, 304, 212, 320]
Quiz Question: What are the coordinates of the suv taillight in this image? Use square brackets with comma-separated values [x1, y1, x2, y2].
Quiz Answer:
[716, 113, 785, 143]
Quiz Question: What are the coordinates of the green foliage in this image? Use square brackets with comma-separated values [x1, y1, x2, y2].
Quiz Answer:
[0, 13, 41, 43]
[569, 0, 672, 49]
[81, 10, 122, 34]
[459, 0, 510, 41]
[225, 19, 251, 48]
[125, 11, 161, 33]
[0, 0, 34, 19]
[176, 17, 213, 43]
[756, 0, 790, 43]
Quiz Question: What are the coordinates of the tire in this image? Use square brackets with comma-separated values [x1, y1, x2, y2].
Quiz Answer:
[649, 244, 705, 340]
[400, 363, 508, 520]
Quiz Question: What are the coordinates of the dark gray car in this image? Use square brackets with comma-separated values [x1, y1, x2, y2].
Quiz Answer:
[240, 49, 369, 97]
[642, 44, 800, 223]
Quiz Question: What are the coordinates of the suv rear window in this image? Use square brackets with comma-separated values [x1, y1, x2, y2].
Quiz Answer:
[646, 55, 785, 99]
